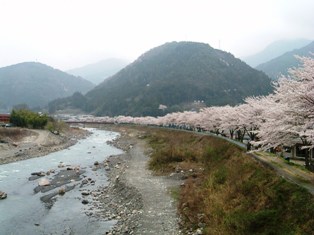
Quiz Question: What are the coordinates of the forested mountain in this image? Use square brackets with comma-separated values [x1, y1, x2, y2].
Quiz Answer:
[49, 41, 273, 116]
[243, 39, 311, 67]
[67, 58, 129, 85]
[256, 41, 314, 80]
[0, 62, 94, 111]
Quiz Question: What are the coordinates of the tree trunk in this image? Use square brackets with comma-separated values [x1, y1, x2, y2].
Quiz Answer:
[248, 132, 256, 141]
[236, 129, 245, 142]
[229, 130, 234, 139]
[304, 149, 314, 172]
[304, 149, 311, 170]
[301, 139, 314, 172]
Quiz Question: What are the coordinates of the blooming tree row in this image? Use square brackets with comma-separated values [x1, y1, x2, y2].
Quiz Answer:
[74, 57, 314, 170]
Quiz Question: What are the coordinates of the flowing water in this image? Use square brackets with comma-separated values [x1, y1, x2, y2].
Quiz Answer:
[0, 128, 123, 235]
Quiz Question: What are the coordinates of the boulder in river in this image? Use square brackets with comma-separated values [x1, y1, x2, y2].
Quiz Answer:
[81, 179, 88, 185]
[29, 171, 48, 181]
[81, 191, 90, 196]
[58, 162, 65, 168]
[58, 187, 66, 195]
[0, 191, 7, 200]
[31, 171, 46, 177]
[38, 178, 51, 186]
[82, 199, 89, 204]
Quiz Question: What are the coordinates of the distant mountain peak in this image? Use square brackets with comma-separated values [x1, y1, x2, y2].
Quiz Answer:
[50, 41, 272, 117]
[255, 41, 314, 80]
[67, 58, 129, 85]
[243, 38, 312, 67]
[0, 62, 94, 111]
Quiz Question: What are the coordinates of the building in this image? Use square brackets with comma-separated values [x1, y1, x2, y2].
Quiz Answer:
[0, 114, 10, 123]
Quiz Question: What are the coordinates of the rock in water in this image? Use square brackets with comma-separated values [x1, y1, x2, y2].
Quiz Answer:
[81, 191, 90, 196]
[38, 178, 51, 186]
[31, 171, 46, 176]
[0, 191, 7, 199]
[82, 199, 89, 204]
[58, 187, 66, 195]
[58, 162, 65, 168]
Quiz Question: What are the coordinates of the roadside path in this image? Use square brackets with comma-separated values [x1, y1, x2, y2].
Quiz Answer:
[125, 140, 180, 234]
[249, 152, 314, 195]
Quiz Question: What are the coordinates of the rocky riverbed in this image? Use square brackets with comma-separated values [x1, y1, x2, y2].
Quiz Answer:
[1, 125, 185, 234]
[0, 127, 89, 202]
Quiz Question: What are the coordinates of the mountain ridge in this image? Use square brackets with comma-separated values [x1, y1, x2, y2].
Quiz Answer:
[243, 39, 312, 67]
[67, 58, 129, 85]
[255, 41, 314, 79]
[0, 62, 94, 111]
[49, 41, 273, 116]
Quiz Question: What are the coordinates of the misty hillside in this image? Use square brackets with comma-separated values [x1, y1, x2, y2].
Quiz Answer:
[255, 41, 314, 80]
[49, 41, 273, 116]
[0, 62, 94, 110]
[67, 58, 129, 85]
[243, 39, 311, 67]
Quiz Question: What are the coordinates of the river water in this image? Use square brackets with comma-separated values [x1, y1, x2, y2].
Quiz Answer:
[0, 128, 123, 235]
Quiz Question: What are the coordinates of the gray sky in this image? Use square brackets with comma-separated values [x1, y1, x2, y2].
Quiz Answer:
[1, 0, 314, 70]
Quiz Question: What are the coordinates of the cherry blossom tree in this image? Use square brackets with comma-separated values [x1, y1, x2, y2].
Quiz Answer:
[199, 107, 226, 135]
[215, 105, 238, 139]
[254, 56, 314, 170]
[241, 96, 272, 141]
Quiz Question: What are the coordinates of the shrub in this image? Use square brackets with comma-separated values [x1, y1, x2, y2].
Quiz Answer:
[10, 109, 48, 129]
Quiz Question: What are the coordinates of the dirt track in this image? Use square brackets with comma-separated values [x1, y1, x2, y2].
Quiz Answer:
[124, 139, 180, 234]
[95, 125, 182, 235]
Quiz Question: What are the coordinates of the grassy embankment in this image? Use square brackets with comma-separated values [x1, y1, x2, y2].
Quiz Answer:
[144, 127, 314, 235]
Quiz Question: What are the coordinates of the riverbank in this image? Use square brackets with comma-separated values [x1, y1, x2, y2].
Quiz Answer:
[0, 127, 90, 165]
[93, 125, 183, 235]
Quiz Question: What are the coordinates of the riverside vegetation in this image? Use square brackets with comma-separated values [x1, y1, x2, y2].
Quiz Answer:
[143, 127, 314, 235]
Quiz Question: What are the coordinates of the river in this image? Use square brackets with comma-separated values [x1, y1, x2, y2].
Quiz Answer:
[0, 128, 123, 235]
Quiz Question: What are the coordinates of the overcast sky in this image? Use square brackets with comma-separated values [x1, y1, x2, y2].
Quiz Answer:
[1, 0, 314, 70]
